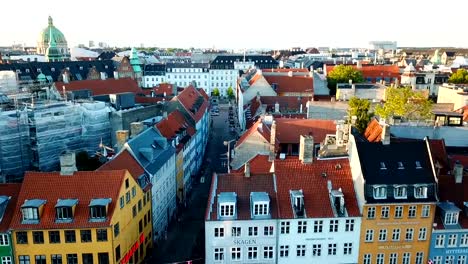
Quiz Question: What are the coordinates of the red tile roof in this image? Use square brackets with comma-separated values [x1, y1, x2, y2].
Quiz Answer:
[231, 155, 272, 175]
[10, 170, 126, 230]
[262, 69, 309, 73]
[135, 96, 165, 104]
[98, 149, 143, 178]
[260, 96, 310, 113]
[264, 75, 313, 94]
[0, 183, 22, 232]
[208, 173, 278, 221]
[56, 78, 142, 96]
[155, 110, 196, 152]
[275, 157, 360, 218]
[140, 83, 175, 97]
[273, 118, 336, 144]
[363, 118, 382, 142]
[235, 119, 273, 148]
[197, 88, 210, 101]
[429, 139, 450, 175]
[326, 65, 401, 82]
[174, 85, 209, 123]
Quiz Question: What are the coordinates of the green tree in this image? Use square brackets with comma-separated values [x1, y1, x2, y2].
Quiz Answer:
[327, 65, 364, 95]
[212, 88, 220, 97]
[448, 69, 468, 84]
[375, 87, 433, 120]
[348, 97, 372, 133]
[226, 87, 235, 99]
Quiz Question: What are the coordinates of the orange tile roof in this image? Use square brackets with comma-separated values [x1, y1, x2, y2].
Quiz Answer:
[363, 118, 382, 142]
[235, 119, 273, 148]
[56, 78, 141, 96]
[275, 157, 360, 218]
[155, 110, 196, 152]
[0, 183, 22, 232]
[10, 170, 126, 230]
[274, 118, 336, 144]
[327, 64, 401, 82]
[262, 69, 309, 73]
[174, 85, 209, 122]
[208, 173, 278, 221]
[264, 75, 313, 94]
[98, 150, 145, 182]
[231, 154, 272, 175]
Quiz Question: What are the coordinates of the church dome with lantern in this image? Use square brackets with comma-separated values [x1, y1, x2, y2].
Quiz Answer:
[37, 16, 69, 58]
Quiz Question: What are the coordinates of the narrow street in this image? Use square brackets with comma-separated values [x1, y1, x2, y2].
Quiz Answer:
[151, 102, 237, 263]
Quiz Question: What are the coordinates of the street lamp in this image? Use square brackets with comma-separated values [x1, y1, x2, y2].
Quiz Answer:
[223, 139, 235, 173]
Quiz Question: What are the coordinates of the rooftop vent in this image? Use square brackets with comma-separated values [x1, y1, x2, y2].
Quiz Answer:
[380, 162, 387, 170]
[335, 164, 342, 170]
[397, 162, 404, 170]
[415, 161, 422, 169]
[321, 172, 327, 178]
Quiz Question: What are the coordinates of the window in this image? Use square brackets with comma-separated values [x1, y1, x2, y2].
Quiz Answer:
[247, 246, 258, 260]
[381, 206, 390, 218]
[402, 253, 411, 264]
[395, 206, 403, 218]
[264, 226, 274, 236]
[82, 254, 93, 264]
[408, 206, 417, 218]
[67, 254, 78, 264]
[33, 231, 44, 244]
[132, 205, 137, 217]
[16, 232, 28, 244]
[263, 246, 273, 259]
[421, 205, 430, 218]
[296, 245, 306, 257]
[312, 244, 322, 256]
[90, 206, 106, 219]
[418, 228, 427, 241]
[0, 234, 8, 245]
[379, 229, 388, 241]
[368, 207, 376, 219]
[248, 227, 258, 236]
[394, 185, 407, 199]
[445, 256, 454, 264]
[298, 221, 307, 234]
[253, 203, 268, 215]
[1, 257, 12, 264]
[435, 234, 445, 247]
[329, 220, 338, 232]
[280, 221, 290, 234]
[22, 207, 39, 221]
[49, 231, 60, 243]
[448, 234, 457, 247]
[214, 248, 224, 261]
[414, 186, 427, 199]
[397, 162, 405, 169]
[363, 254, 372, 264]
[392, 229, 400, 241]
[81, 230, 92, 242]
[373, 186, 387, 199]
[390, 253, 398, 264]
[415, 252, 423, 264]
[56, 207, 73, 221]
[345, 219, 355, 231]
[125, 178, 129, 188]
[114, 223, 120, 237]
[377, 253, 384, 264]
[433, 256, 442, 264]
[126, 191, 131, 204]
[458, 256, 467, 264]
[19, 256, 30, 264]
[445, 212, 459, 225]
[405, 228, 414, 241]
[279, 245, 289, 257]
[115, 245, 121, 262]
[35, 255, 46, 264]
[51, 255, 62, 264]
[65, 230, 76, 243]
[232, 227, 241, 237]
[214, 227, 224, 237]
[96, 229, 108, 242]
[365, 229, 374, 242]
[328, 243, 337, 256]
[314, 220, 323, 233]
[460, 234, 468, 246]
[231, 247, 241, 260]
[344, 243, 352, 255]
[119, 196, 124, 209]
[219, 204, 234, 217]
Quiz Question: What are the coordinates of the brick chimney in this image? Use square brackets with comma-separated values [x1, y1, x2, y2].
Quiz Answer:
[116, 130, 129, 151]
[130, 122, 144, 138]
[381, 123, 390, 145]
[454, 160, 464, 183]
[269, 120, 276, 161]
[299, 135, 314, 164]
[60, 151, 77, 176]
[244, 162, 251, 178]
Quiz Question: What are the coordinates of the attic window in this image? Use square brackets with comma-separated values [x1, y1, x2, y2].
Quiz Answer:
[250, 192, 270, 219]
[415, 161, 422, 169]
[394, 185, 407, 199]
[414, 185, 428, 199]
[55, 199, 78, 222]
[380, 162, 387, 170]
[89, 198, 111, 222]
[373, 186, 387, 199]
[219, 204, 234, 217]
[218, 192, 237, 220]
[21, 199, 46, 223]
[397, 162, 404, 169]
[445, 212, 459, 225]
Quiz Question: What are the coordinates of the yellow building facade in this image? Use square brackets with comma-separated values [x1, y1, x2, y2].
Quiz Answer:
[10, 169, 152, 264]
[175, 150, 184, 202]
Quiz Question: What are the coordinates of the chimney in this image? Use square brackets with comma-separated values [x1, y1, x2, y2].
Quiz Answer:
[100, 72, 107, 80]
[299, 135, 314, 164]
[269, 120, 276, 161]
[244, 162, 251, 178]
[274, 102, 280, 113]
[60, 151, 77, 176]
[454, 160, 464, 183]
[357, 60, 362, 69]
[163, 111, 168, 119]
[288, 71, 293, 77]
[116, 130, 129, 150]
[62, 74, 69, 84]
[381, 123, 390, 145]
[130, 122, 144, 138]
[114, 71, 119, 80]
[394, 78, 399, 87]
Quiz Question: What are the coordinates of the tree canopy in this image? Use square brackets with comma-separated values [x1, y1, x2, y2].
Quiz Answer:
[374, 87, 433, 120]
[448, 69, 468, 84]
[212, 88, 220, 97]
[226, 87, 235, 99]
[327, 65, 364, 94]
[348, 97, 372, 133]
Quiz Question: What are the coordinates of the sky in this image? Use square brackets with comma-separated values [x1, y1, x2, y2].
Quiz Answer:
[2, 0, 468, 50]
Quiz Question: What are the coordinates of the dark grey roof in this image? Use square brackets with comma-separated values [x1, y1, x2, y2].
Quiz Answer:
[210, 55, 278, 69]
[89, 198, 112, 207]
[144, 63, 166, 75]
[97, 51, 116, 60]
[166, 63, 209, 69]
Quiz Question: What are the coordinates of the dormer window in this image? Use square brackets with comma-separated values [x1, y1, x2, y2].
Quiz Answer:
[220, 204, 234, 217]
[250, 192, 270, 219]
[380, 162, 387, 170]
[394, 185, 407, 199]
[414, 185, 428, 199]
[373, 186, 387, 199]
[415, 161, 422, 169]
[89, 198, 111, 222]
[290, 190, 305, 217]
[397, 162, 404, 169]
[21, 199, 46, 223]
[55, 199, 78, 222]
[217, 192, 237, 220]
[254, 202, 269, 215]
[445, 212, 459, 225]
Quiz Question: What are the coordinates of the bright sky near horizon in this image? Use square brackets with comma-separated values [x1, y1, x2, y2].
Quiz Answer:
[2, 0, 468, 50]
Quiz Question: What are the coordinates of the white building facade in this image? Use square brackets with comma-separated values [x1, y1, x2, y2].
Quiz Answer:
[166, 63, 210, 94]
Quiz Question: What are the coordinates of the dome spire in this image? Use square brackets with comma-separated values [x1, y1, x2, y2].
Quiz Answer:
[48, 16, 53, 26]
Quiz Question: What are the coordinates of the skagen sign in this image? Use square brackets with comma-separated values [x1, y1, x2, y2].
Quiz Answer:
[234, 239, 257, 245]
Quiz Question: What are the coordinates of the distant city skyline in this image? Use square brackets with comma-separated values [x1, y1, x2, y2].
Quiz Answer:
[2, 0, 468, 50]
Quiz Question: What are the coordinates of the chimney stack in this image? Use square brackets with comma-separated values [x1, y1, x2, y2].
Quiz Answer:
[454, 160, 464, 183]
[114, 71, 119, 80]
[60, 151, 77, 176]
[163, 111, 168, 119]
[115, 130, 129, 151]
[269, 120, 277, 161]
[274, 102, 280, 113]
[130, 122, 144, 138]
[244, 162, 251, 178]
[100, 72, 107, 80]
[381, 123, 390, 145]
[62, 74, 69, 84]
[299, 135, 314, 164]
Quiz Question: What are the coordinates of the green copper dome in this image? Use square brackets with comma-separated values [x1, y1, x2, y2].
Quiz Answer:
[38, 16, 67, 48]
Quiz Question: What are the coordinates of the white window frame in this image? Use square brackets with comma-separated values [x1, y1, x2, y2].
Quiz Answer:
[231, 227, 241, 237]
[402, 252, 411, 264]
[377, 253, 385, 264]
[390, 253, 398, 264]
[363, 254, 372, 264]
[394, 185, 407, 199]
[415, 252, 424, 264]
[345, 219, 355, 232]
[214, 227, 224, 238]
[313, 220, 323, 233]
[379, 229, 388, 241]
[214, 248, 224, 261]
[231, 247, 241, 260]
[365, 229, 374, 242]
[405, 228, 414, 241]
[414, 185, 428, 199]
[247, 246, 258, 260]
[343, 243, 352, 255]
[297, 221, 307, 234]
[418, 228, 427, 241]
[460, 233, 468, 247]
[329, 220, 338, 232]
[279, 245, 289, 258]
[458, 255, 467, 264]
[381, 206, 390, 218]
[296, 244, 306, 257]
[445, 256, 454, 264]
[253, 202, 269, 216]
[421, 205, 430, 218]
[312, 244, 322, 256]
[367, 207, 376, 219]
[1, 257, 12, 264]
[373, 186, 387, 199]
[280, 221, 290, 234]
[328, 243, 337, 256]
[21, 207, 39, 221]
[264, 226, 274, 236]
[445, 212, 459, 225]
[248, 226, 258, 237]
[408, 206, 417, 218]
[392, 228, 400, 241]
[395, 206, 403, 218]
[0, 234, 9, 246]
[433, 256, 442, 264]
[435, 234, 445, 248]
[447, 234, 457, 247]
[219, 203, 235, 217]
[263, 246, 274, 259]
